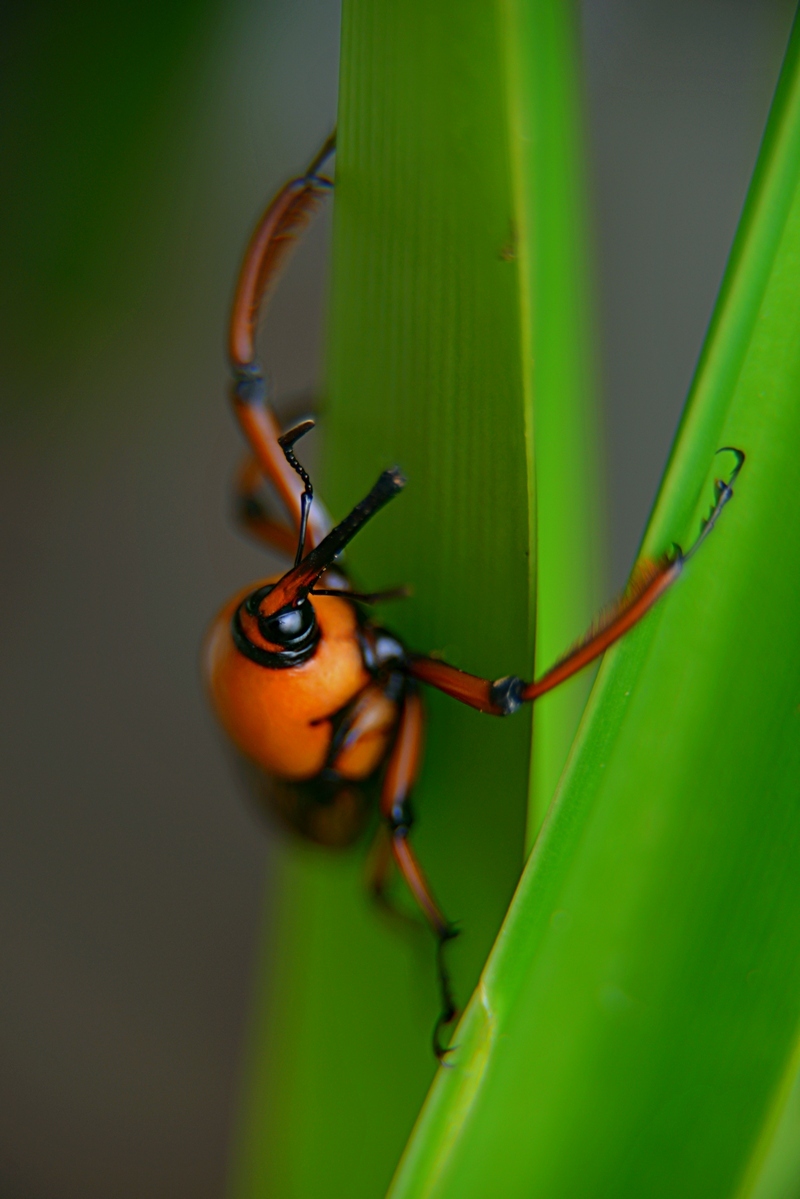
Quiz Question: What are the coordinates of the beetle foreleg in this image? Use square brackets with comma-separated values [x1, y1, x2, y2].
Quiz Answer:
[409, 448, 744, 715]
[408, 559, 681, 711]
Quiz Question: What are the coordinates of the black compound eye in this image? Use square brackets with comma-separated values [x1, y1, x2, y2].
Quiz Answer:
[234, 586, 320, 668]
[258, 598, 317, 648]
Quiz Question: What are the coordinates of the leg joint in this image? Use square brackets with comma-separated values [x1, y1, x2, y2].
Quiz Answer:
[387, 797, 414, 834]
[489, 675, 525, 716]
[232, 363, 268, 406]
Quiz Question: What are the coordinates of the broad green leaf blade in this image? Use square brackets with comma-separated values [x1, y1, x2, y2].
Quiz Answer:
[389, 11, 800, 1199]
[230, 2, 599, 1196]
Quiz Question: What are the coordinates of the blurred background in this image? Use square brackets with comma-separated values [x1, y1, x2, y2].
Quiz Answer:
[0, 1, 794, 1195]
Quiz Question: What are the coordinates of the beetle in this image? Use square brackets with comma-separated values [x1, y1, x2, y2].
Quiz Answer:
[205, 133, 744, 1057]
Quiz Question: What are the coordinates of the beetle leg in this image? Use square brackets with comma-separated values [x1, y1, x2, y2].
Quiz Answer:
[410, 448, 744, 716]
[324, 675, 402, 781]
[228, 133, 335, 549]
[380, 687, 459, 1060]
[232, 393, 330, 549]
[408, 553, 680, 714]
[229, 131, 335, 370]
[365, 824, 418, 929]
[232, 454, 298, 557]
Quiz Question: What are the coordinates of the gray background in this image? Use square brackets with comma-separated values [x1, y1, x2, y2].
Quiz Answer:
[0, 1, 794, 1195]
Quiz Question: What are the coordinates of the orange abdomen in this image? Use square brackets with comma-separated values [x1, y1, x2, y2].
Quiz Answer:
[205, 585, 370, 781]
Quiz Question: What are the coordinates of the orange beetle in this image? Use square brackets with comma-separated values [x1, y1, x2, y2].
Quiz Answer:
[205, 133, 744, 1055]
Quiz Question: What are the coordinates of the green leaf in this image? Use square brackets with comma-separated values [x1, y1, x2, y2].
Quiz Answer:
[388, 11, 800, 1199]
[230, 2, 600, 1195]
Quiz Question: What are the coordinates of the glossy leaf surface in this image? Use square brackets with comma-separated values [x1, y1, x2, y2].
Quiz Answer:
[389, 12, 800, 1198]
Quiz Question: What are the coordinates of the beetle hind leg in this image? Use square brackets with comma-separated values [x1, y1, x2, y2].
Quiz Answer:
[434, 925, 460, 1060]
[380, 687, 460, 1060]
[365, 824, 418, 929]
[228, 134, 335, 552]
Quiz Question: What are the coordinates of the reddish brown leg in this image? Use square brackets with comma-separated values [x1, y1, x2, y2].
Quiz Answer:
[228, 131, 335, 369]
[228, 133, 335, 550]
[233, 454, 298, 557]
[365, 825, 418, 930]
[380, 688, 459, 1059]
[410, 449, 744, 716]
[232, 402, 331, 549]
[409, 555, 681, 714]
[366, 824, 394, 909]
